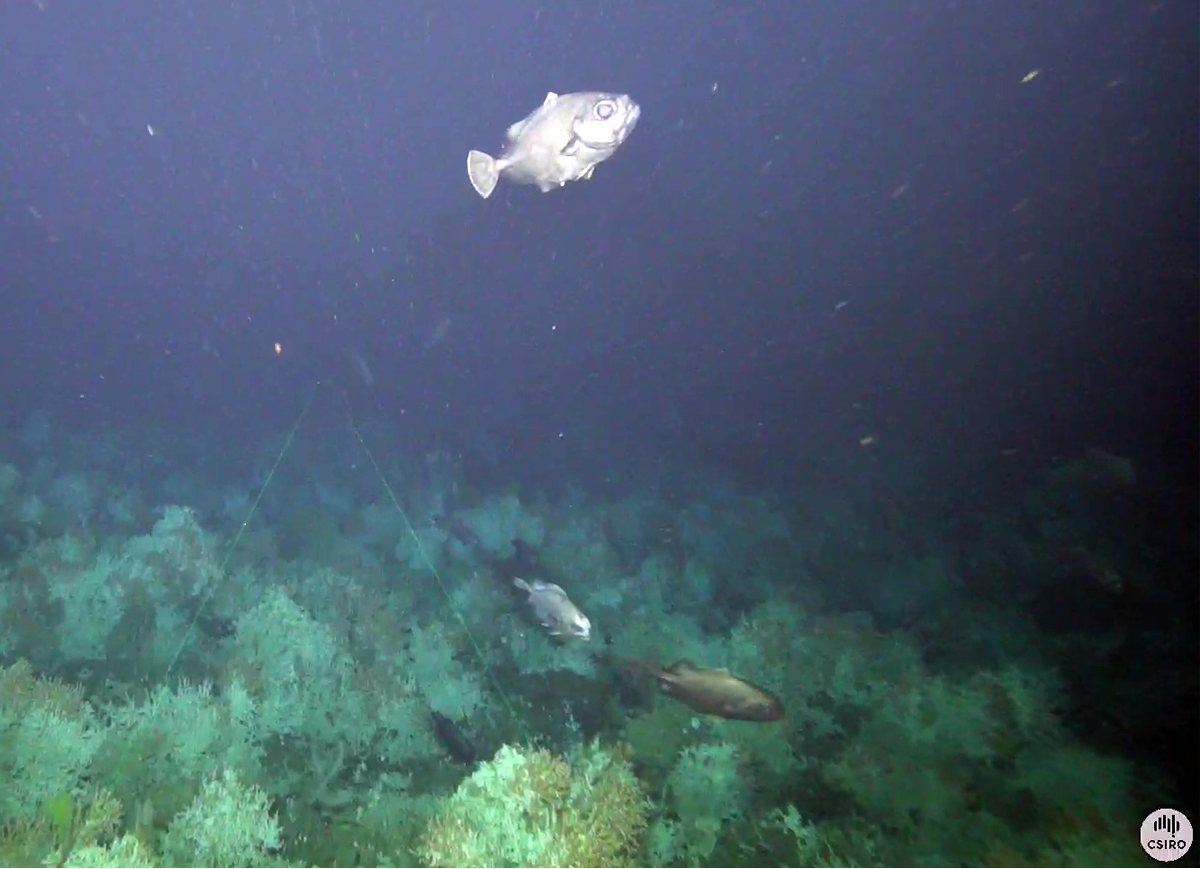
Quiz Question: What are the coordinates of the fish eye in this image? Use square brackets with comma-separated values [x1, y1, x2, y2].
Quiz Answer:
[594, 100, 616, 120]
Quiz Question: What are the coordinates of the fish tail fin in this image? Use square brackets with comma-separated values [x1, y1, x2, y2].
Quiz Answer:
[467, 150, 500, 199]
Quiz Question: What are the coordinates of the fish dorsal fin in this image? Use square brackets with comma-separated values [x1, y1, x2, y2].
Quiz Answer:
[665, 660, 697, 674]
[505, 93, 560, 141]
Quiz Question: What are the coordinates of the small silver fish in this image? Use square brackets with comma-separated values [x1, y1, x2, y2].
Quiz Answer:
[513, 577, 591, 640]
[467, 91, 640, 199]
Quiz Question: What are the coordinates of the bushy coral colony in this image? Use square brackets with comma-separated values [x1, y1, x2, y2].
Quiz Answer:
[0, 419, 1185, 867]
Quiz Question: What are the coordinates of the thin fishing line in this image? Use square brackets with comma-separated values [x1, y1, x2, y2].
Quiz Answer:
[98, 382, 319, 781]
[160, 380, 320, 681]
[342, 395, 526, 733]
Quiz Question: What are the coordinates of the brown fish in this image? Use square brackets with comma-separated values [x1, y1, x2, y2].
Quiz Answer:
[632, 659, 784, 722]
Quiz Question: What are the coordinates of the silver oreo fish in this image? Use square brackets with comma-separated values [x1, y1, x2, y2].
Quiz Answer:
[513, 577, 591, 640]
[467, 91, 640, 199]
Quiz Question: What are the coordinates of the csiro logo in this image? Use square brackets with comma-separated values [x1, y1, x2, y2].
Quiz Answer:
[1141, 808, 1193, 862]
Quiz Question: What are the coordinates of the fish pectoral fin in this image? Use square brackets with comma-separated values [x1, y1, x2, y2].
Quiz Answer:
[580, 165, 596, 180]
[560, 134, 581, 157]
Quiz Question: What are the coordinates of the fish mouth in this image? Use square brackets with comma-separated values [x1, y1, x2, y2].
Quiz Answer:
[570, 621, 592, 640]
[624, 103, 641, 133]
